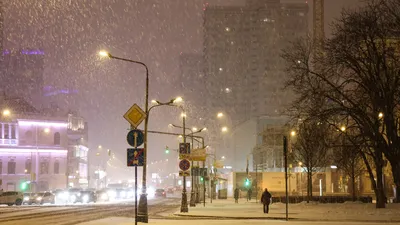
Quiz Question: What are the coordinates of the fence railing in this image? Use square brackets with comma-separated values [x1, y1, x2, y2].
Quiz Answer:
[272, 195, 373, 203]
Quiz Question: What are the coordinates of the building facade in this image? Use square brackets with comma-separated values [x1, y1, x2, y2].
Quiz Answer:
[66, 113, 89, 188]
[203, 0, 308, 125]
[0, 114, 68, 192]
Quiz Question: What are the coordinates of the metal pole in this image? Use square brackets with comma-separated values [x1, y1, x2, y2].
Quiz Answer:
[190, 133, 196, 207]
[138, 64, 149, 223]
[181, 113, 188, 212]
[135, 165, 138, 225]
[110, 55, 149, 223]
[283, 136, 289, 221]
[202, 138, 205, 207]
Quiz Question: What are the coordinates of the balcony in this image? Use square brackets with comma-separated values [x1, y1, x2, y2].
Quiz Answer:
[0, 139, 18, 146]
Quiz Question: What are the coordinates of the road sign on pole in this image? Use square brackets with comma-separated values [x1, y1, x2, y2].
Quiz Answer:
[179, 143, 191, 159]
[179, 170, 190, 177]
[179, 159, 191, 171]
[127, 148, 145, 167]
[123, 104, 146, 128]
[127, 129, 144, 147]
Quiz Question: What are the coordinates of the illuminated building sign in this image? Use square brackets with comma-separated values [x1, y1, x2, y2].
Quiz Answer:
[18, 120, 68, 127]
[2, 49, 45, 55]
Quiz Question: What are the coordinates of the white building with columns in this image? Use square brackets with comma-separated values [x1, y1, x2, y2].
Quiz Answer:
[0, 97, 69, 192]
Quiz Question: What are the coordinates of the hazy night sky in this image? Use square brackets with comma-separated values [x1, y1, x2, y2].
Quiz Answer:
[3, 0, 363, 180]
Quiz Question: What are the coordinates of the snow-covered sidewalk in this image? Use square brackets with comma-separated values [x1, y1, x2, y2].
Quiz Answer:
[78, 218, 399, 225]
[172, 198, 400, 222]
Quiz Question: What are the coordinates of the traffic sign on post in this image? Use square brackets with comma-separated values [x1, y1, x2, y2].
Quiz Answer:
[127, 148, 145, 167]
[179, 170, 190, 177]
[179, 159, 191, 171]
[127, 129, 144, 147]
[123, 104, 146, 128]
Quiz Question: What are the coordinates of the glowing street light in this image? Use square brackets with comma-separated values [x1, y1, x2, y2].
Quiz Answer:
[181, 113, 187, 118]
[98, 50, 111, 58]
[340, 126, 346, 132]
[290, 131, 296, 136]
[44, 128, 50, 133]
[217, 112, 224, 118]
[192, 127, 198, 132]
[173, 96, 183, 103]
[2, 109, 10, 116]
[221, 126, 228, 132]
[98, 145, 102, 149]
[151, 100, 157, 104]
[378, 112, 384, 118]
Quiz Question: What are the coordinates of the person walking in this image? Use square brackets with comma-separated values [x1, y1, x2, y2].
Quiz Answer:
[247, 188, 252, 201]
[234, 187, 240, 203]
[261, 188, 272, 213]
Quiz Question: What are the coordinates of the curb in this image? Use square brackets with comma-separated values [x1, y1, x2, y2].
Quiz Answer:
[172, 213, 286, 220]
[172, 214, 400, 223]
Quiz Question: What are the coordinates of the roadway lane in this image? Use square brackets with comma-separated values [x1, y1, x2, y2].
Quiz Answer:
[0, 197, 181, 225]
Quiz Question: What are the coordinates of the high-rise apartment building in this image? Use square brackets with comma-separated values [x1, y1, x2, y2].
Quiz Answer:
[204, 0, 308, 125]
[178, 53, 208, 116]
[1, 49, 45, 108]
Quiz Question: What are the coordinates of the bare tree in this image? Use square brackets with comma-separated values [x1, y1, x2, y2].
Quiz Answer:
[331, 127, 365, 201]
[282, 0, 400, 208]
[291, 119, 331, 203]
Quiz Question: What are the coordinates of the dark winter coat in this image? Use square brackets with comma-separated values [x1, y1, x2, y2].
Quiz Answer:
[234, 188, 240, 199]
[261, 190, 272, 204]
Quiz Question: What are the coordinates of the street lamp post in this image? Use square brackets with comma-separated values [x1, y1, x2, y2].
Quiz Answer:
[150, 99, 189, 212]
[99, 51, 149, 222]
[170, 124, 206, 207]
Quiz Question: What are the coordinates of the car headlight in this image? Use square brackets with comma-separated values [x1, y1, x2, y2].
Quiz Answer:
[101, 193, 108, 200]
[23, 197, 29, 201]
[82, 195, 89, 202]
[147, 187, 155, 196]
[107, 190, 116, 198]
[36, 197, 42, 201]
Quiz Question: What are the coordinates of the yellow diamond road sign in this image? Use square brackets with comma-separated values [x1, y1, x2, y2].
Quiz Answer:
[123, 104, 146, 128]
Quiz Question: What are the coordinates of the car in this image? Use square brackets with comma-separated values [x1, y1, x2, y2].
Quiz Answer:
[34, 192, 55, 205]
[96, 189, 109, 202]
[67, 188, 83, 203]
[53, 189, 69, 204]
[166, 188, 174, 194]
[155, 189, 166, 198]
[23, 193, 35, 205]
[77, 191, 97, 203]
[0, 191, 23, 206]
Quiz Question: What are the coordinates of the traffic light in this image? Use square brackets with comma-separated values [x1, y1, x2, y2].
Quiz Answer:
[200, 177, 204, 183]
[245, 178, 250, 187]
[20, 181, 28, 191]
[165, 146, 170, 154]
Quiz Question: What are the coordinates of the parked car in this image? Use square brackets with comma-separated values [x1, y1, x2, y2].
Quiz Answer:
[155, 189, 166, 198]
[23, 193, 35, 205]
[34, 192, 55, 205]
[0, 191, 23, 206]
